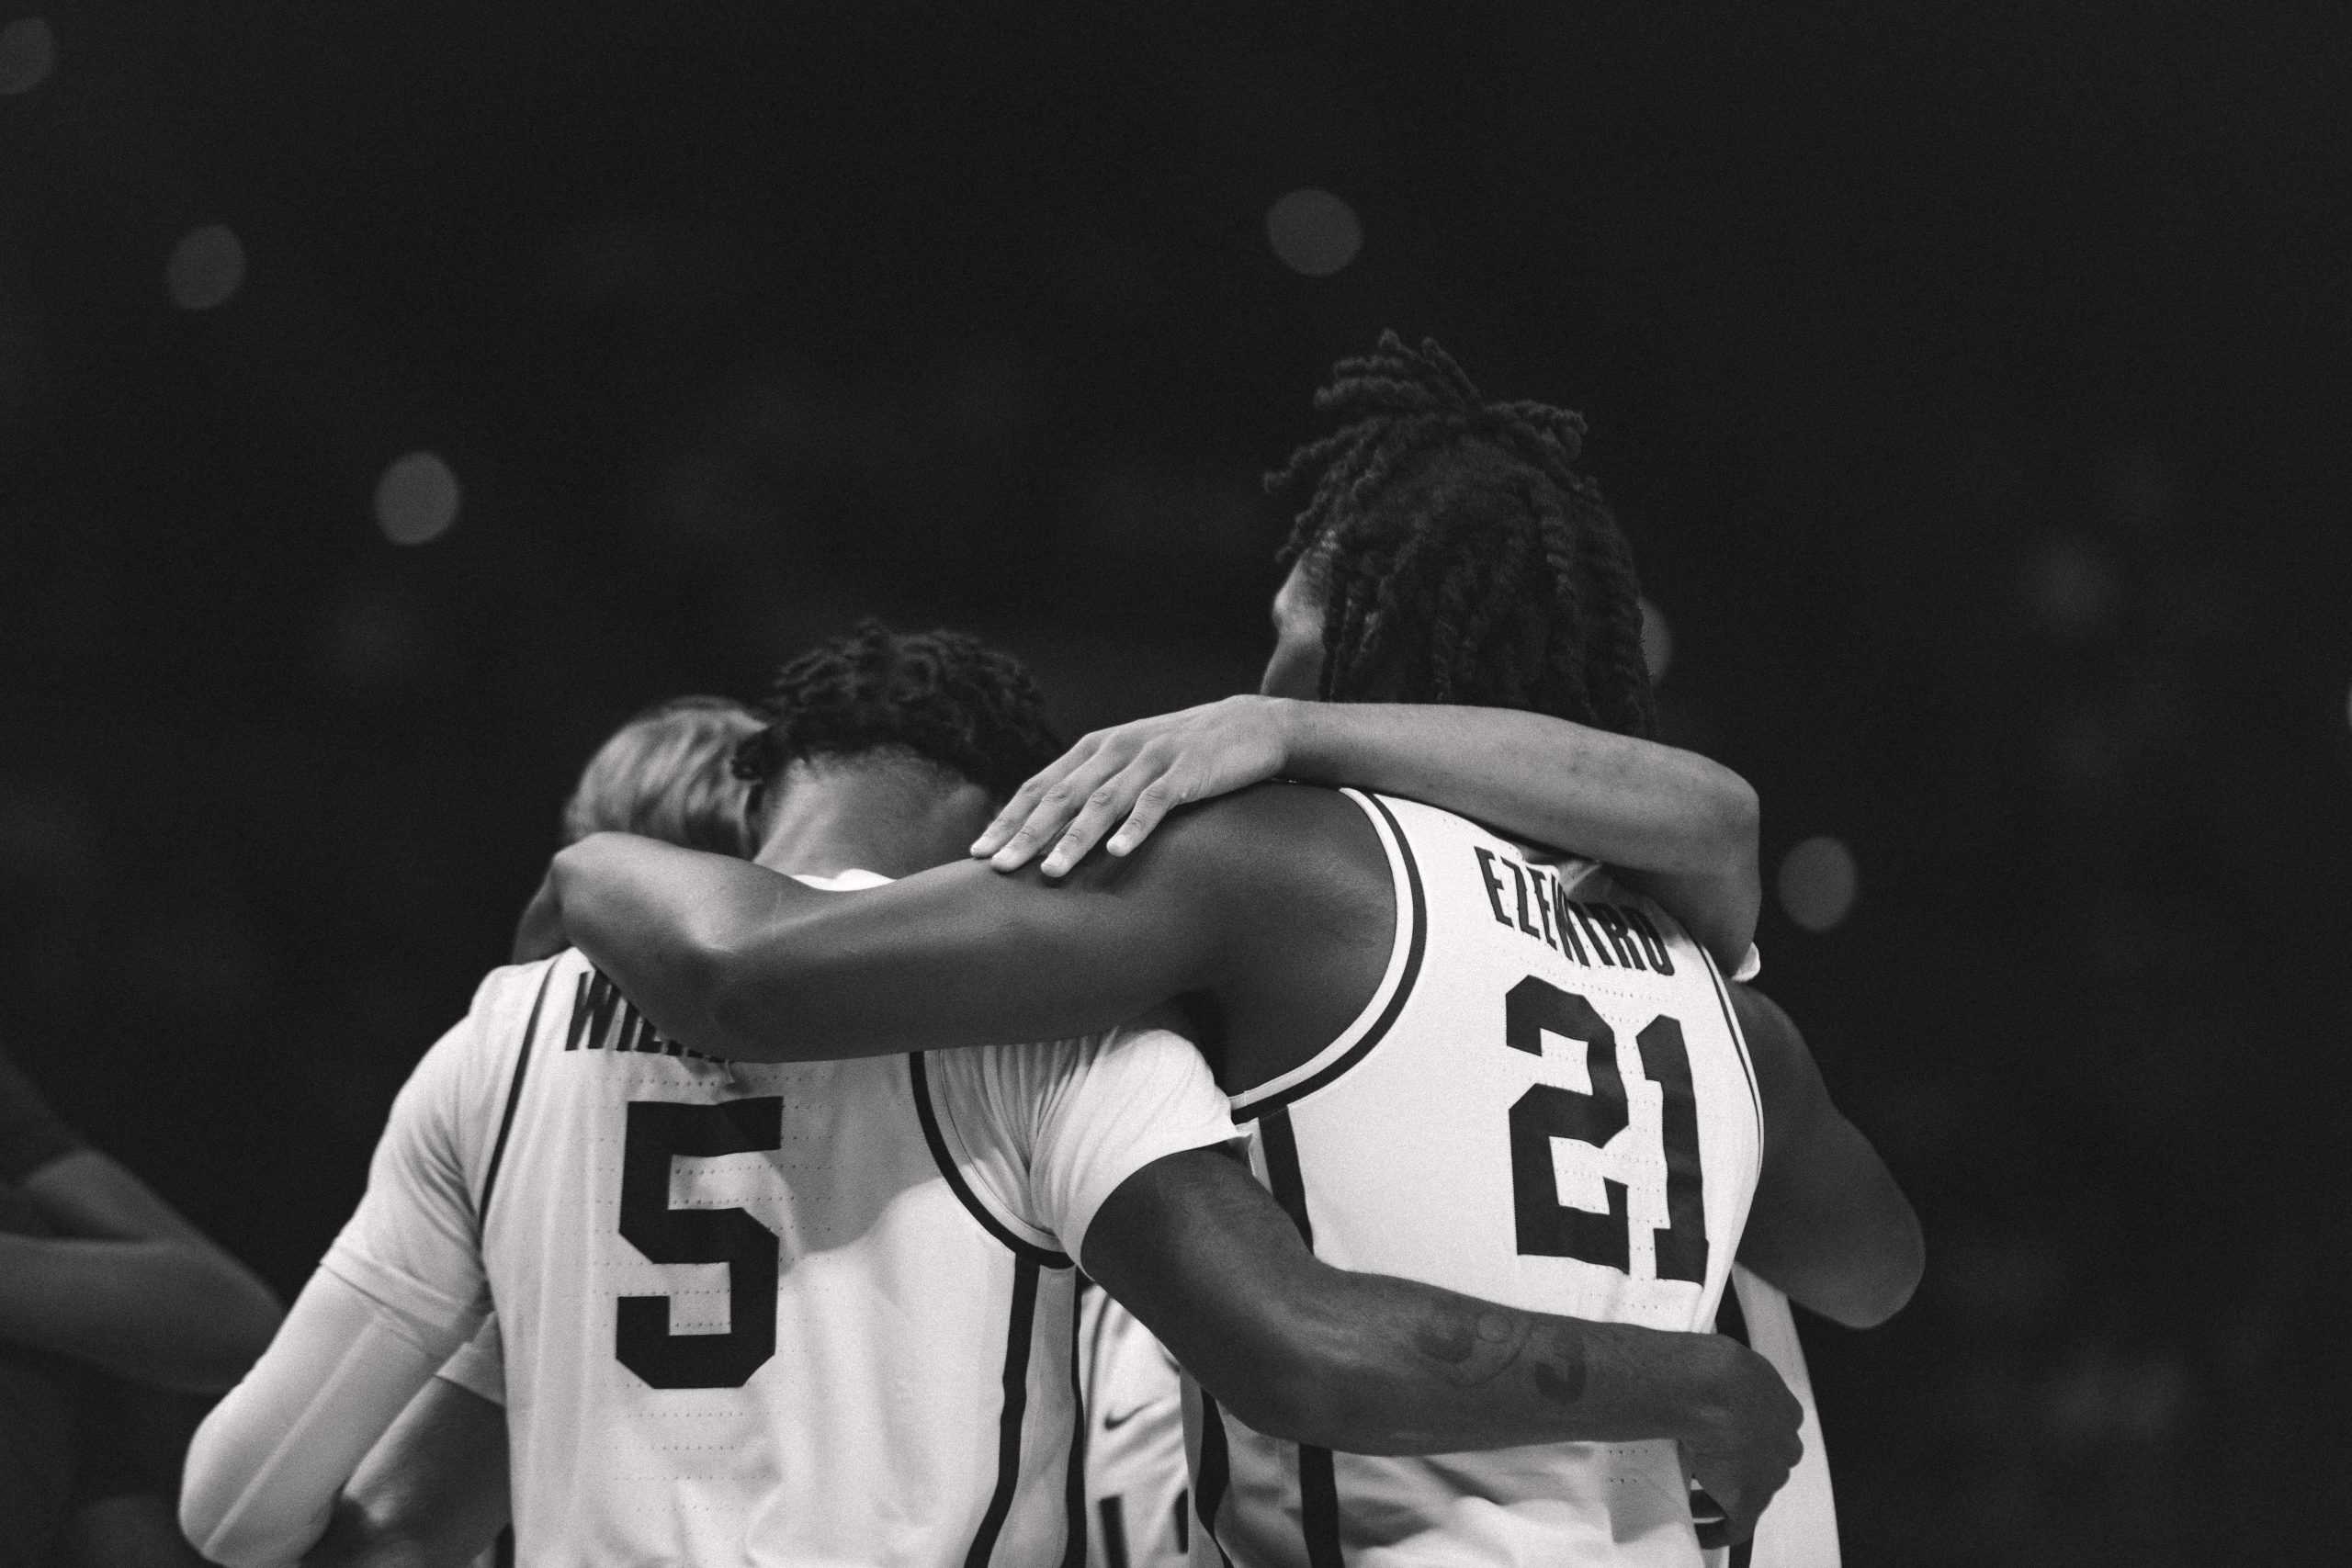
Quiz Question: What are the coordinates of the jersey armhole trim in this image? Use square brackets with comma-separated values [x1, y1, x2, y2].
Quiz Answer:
[1230, 789, 1426, 1122]
[475, 962, 558, 1225]
[906, 1052, 1073, 1269]
[1649, 902, 1766, 1155]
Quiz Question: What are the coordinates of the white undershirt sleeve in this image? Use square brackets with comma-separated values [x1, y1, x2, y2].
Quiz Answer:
[180, 1269, 475, 1568]
[924, 1015, 1238, 1268]
[1015, 1017, 1239, 1266]
[435, 1314, 506, 1405]
[183, 991, 501, 1567]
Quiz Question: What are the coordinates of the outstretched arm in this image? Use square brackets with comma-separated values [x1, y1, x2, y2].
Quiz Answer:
[967, 696, 1760, 969]
[0, 1149, 283, 1392]
[1083, 1145, 1802, 1544]
[1733, 986, 1924, 1327]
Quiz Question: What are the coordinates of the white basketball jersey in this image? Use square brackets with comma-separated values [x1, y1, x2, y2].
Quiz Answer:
[1080, 1284, 1192, 1568]
[1193, 791, 1763, 1568]
[322, 874, 1236, 1568]
[481, 953, 1084, 1565]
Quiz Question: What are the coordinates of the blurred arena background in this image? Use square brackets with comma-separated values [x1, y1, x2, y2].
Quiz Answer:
[2, 4, 2346, 1562]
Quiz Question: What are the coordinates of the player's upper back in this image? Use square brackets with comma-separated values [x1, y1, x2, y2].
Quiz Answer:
[439, 928, 1229, 1566]
[1232, 788, 1763, 1333]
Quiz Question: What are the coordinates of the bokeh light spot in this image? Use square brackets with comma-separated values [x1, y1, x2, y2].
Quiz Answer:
[1777, 835, 1859, 932]
[1265, 188, 1363, 277]
[165, 224, 247, 311]
[0, 17, 57, 96]
[373, 451, 461, 545]
[1638, 596, 1674, 684]
[2024, 535, 2119, 639]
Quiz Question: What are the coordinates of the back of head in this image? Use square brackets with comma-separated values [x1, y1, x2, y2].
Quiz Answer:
[731, 621, 1064, 811]
[560, 695, 765, 855]
[1266, 331, 1658, 739]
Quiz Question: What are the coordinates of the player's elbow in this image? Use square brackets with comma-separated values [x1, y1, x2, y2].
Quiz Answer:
[180, 1437, 308, 1568]
[1804, 1205, 1926, 1330]
[1709, 771, 1761, 867]
[1844, 1205, 1927, 1329]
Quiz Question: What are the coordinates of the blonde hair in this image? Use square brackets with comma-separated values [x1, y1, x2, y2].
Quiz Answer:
[560, 695, 764, 856]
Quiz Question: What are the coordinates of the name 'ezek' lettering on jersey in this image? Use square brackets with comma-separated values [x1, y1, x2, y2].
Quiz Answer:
[562, 968, 716, 1060]
[1471, 846, 1675, 974]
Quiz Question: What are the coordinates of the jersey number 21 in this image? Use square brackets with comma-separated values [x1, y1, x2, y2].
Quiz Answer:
[1505, 978, 1708, 1283]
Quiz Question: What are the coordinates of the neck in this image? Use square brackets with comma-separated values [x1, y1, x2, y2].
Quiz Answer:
[753, 757, 996, 881]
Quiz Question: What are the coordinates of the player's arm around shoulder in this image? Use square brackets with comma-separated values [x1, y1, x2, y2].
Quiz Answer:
[551, 783, 1373, 1063]
[1078, 1145, 1802, 1537]
[1733, 984, 1925, 1327]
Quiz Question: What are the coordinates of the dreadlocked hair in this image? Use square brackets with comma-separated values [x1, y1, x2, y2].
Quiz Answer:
[1265, 331, 1658, 739]
[730, 621, 1064, 808]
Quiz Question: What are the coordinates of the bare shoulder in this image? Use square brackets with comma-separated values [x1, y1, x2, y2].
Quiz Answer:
[1726, 983, 1799, 1051]
[1147, 782, 1389, 904]
[1725, 984, 1829, 1154]
[1060, 781, 1388, 901]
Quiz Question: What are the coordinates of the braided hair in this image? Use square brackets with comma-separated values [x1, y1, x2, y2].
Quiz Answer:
[1265, 332, 1658, 739]
[730, 621, 1064, 809]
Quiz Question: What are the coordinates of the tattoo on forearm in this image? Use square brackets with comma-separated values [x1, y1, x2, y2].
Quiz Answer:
[1408, 1296, 1593, 1412]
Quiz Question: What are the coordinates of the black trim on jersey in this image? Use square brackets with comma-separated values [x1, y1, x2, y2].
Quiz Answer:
[1257, 1110, 1316, 1247]
[1716, 1280, 1750, 1347]
[1696, 942, 1763, 1149]
[476, 964, 557, 1224]
[907, 1054, 1073, 1269]
[965, 1257, 1042, 1567]
[1296, 1449, 1344, 1568]
[1193, 1390, 1237, 1568]
[1059, 1302, 1088, 1568]
[1651, 902, 1764, 1150]
[1097, 1498, 1129, 1568]
[1235, 792, 1428, 1122]
[1258, 1110, 1345, 1566]
[1708, 1288, 1754, 1567]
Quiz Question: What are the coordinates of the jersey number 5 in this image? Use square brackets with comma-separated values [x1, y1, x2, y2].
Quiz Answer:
[616, 1097, 784, 1389]
[1504, 977, 1708, 1283]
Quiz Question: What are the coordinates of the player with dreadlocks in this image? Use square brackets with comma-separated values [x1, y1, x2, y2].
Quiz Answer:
[1267, 332, 1657, 731]
[973, 331, 1758, 974]
[542, 340, 1917, 1563]
[975, 333, 1899, 1567]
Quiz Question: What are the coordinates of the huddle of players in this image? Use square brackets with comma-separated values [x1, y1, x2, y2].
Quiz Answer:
[180, 333, 1922, 1567]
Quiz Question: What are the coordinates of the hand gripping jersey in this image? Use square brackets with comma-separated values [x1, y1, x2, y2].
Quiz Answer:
[1192, 792, 1763, 1568]
[1703, 1269, 1839, 1568]
[322, 874, 1236, 1568]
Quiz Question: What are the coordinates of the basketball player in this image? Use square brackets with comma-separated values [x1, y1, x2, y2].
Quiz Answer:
[545, 337, 1919, 1563]
[305, 695, 766, 1567]
[966, 341, 1886, 1564]
[182, 626, 1804, 1568]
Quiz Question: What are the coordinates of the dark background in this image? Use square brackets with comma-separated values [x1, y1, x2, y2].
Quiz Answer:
[3, 4, 2346, 1562]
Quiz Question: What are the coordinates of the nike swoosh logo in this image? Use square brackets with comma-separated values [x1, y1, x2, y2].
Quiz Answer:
[1101, 1404, 1154, 1430]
